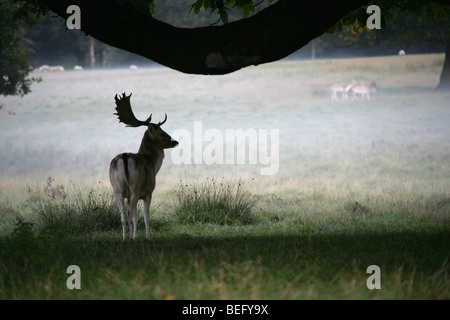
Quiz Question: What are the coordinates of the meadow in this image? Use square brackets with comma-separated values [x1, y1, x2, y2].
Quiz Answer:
[0, 54, 449, 300]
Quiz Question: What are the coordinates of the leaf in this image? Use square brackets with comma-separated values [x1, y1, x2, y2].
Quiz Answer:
[191, 0, 204, 14]
[242, 2, 255, 18]
[351, 18, 359, 34]
[219, 6, 228, 24]
[149, 0, 156, 14]
[356, 8, 368, 27]
[203, 0, 212, 10]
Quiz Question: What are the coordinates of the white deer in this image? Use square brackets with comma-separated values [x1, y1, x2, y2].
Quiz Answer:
[49, 65, 65, 72]
[351, 82, 378, 100]
[38, 65, 50, 72]
[38, 65, 64, 72]
[331, 80, 356, 101]
[109, 93, 178, 240]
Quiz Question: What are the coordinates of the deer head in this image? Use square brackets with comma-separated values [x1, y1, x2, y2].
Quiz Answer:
[114, 92, 178, 149]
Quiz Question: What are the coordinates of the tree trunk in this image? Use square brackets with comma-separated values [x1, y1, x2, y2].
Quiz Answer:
[436, 41, 450, 91]
[89, 37, 96, 68]
[36, 0, 370, 75]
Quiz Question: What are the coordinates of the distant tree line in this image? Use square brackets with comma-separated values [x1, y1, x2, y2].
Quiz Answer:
[23, 13, 149, 69]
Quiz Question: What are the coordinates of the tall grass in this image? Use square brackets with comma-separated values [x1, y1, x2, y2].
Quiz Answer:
[175, 178, 258, 225]
[0, 175, 448, 299]
[32, 182, 121, 235]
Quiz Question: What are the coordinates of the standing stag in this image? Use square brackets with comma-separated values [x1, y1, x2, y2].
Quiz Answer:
[109, 93, 178, 240]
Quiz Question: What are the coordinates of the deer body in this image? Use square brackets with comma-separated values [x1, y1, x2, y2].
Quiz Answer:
[351, 82, 377, 100]
[352, 85, 371, 100]
[109, 93, 178, 240]
[331, 80, 355, 101]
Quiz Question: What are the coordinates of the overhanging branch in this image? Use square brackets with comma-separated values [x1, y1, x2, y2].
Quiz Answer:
[35, 0, 370, 74]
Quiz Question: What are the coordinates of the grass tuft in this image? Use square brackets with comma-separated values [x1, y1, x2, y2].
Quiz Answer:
[34, 186, 121, 235]
[175, 178, 259, 225]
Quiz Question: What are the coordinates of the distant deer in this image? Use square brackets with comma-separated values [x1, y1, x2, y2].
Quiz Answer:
[351, 82, 378, 100]
[39, 65, 65, 72]
[109, 93, 178, 240]
[331, 80, 356, 101]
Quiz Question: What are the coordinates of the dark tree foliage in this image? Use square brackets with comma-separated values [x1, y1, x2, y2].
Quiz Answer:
[0, 1, 43, 96]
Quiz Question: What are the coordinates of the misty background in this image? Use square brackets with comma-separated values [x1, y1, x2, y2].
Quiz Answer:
[1, 1, 449, 187]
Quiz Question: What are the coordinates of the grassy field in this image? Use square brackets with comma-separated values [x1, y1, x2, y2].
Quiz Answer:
[0, 54, 449, 300]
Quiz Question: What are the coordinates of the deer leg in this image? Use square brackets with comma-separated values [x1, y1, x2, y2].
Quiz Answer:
[127, 199, 134, 239]
[132, 206, 138, 239]
[129, 196, 139, 240]
[143, 195, 152, 239]
[114, 192, 127, 241]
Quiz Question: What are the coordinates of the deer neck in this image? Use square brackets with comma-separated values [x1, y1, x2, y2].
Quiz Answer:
[137, 132, 165, 174]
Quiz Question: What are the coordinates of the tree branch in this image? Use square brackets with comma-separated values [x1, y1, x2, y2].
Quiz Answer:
[34, 0, 370, 74]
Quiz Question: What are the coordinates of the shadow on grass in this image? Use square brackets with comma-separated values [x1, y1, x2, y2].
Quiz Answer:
[0, 223, 448, 299]
[2, 218, 447, 277]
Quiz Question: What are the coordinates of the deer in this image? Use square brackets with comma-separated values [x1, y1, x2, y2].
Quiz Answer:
[351, 82, 378, 100]
[109, 93, 178, 240]
[38, 65, 65, 72]
[330, 80, 356, 101]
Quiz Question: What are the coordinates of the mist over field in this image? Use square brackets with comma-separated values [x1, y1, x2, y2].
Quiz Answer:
[1, 55, 449, 194]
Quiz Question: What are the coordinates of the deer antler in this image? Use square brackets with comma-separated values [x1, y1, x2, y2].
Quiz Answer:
[157, 113, 167, 127]
[113, 92, 152, 127]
